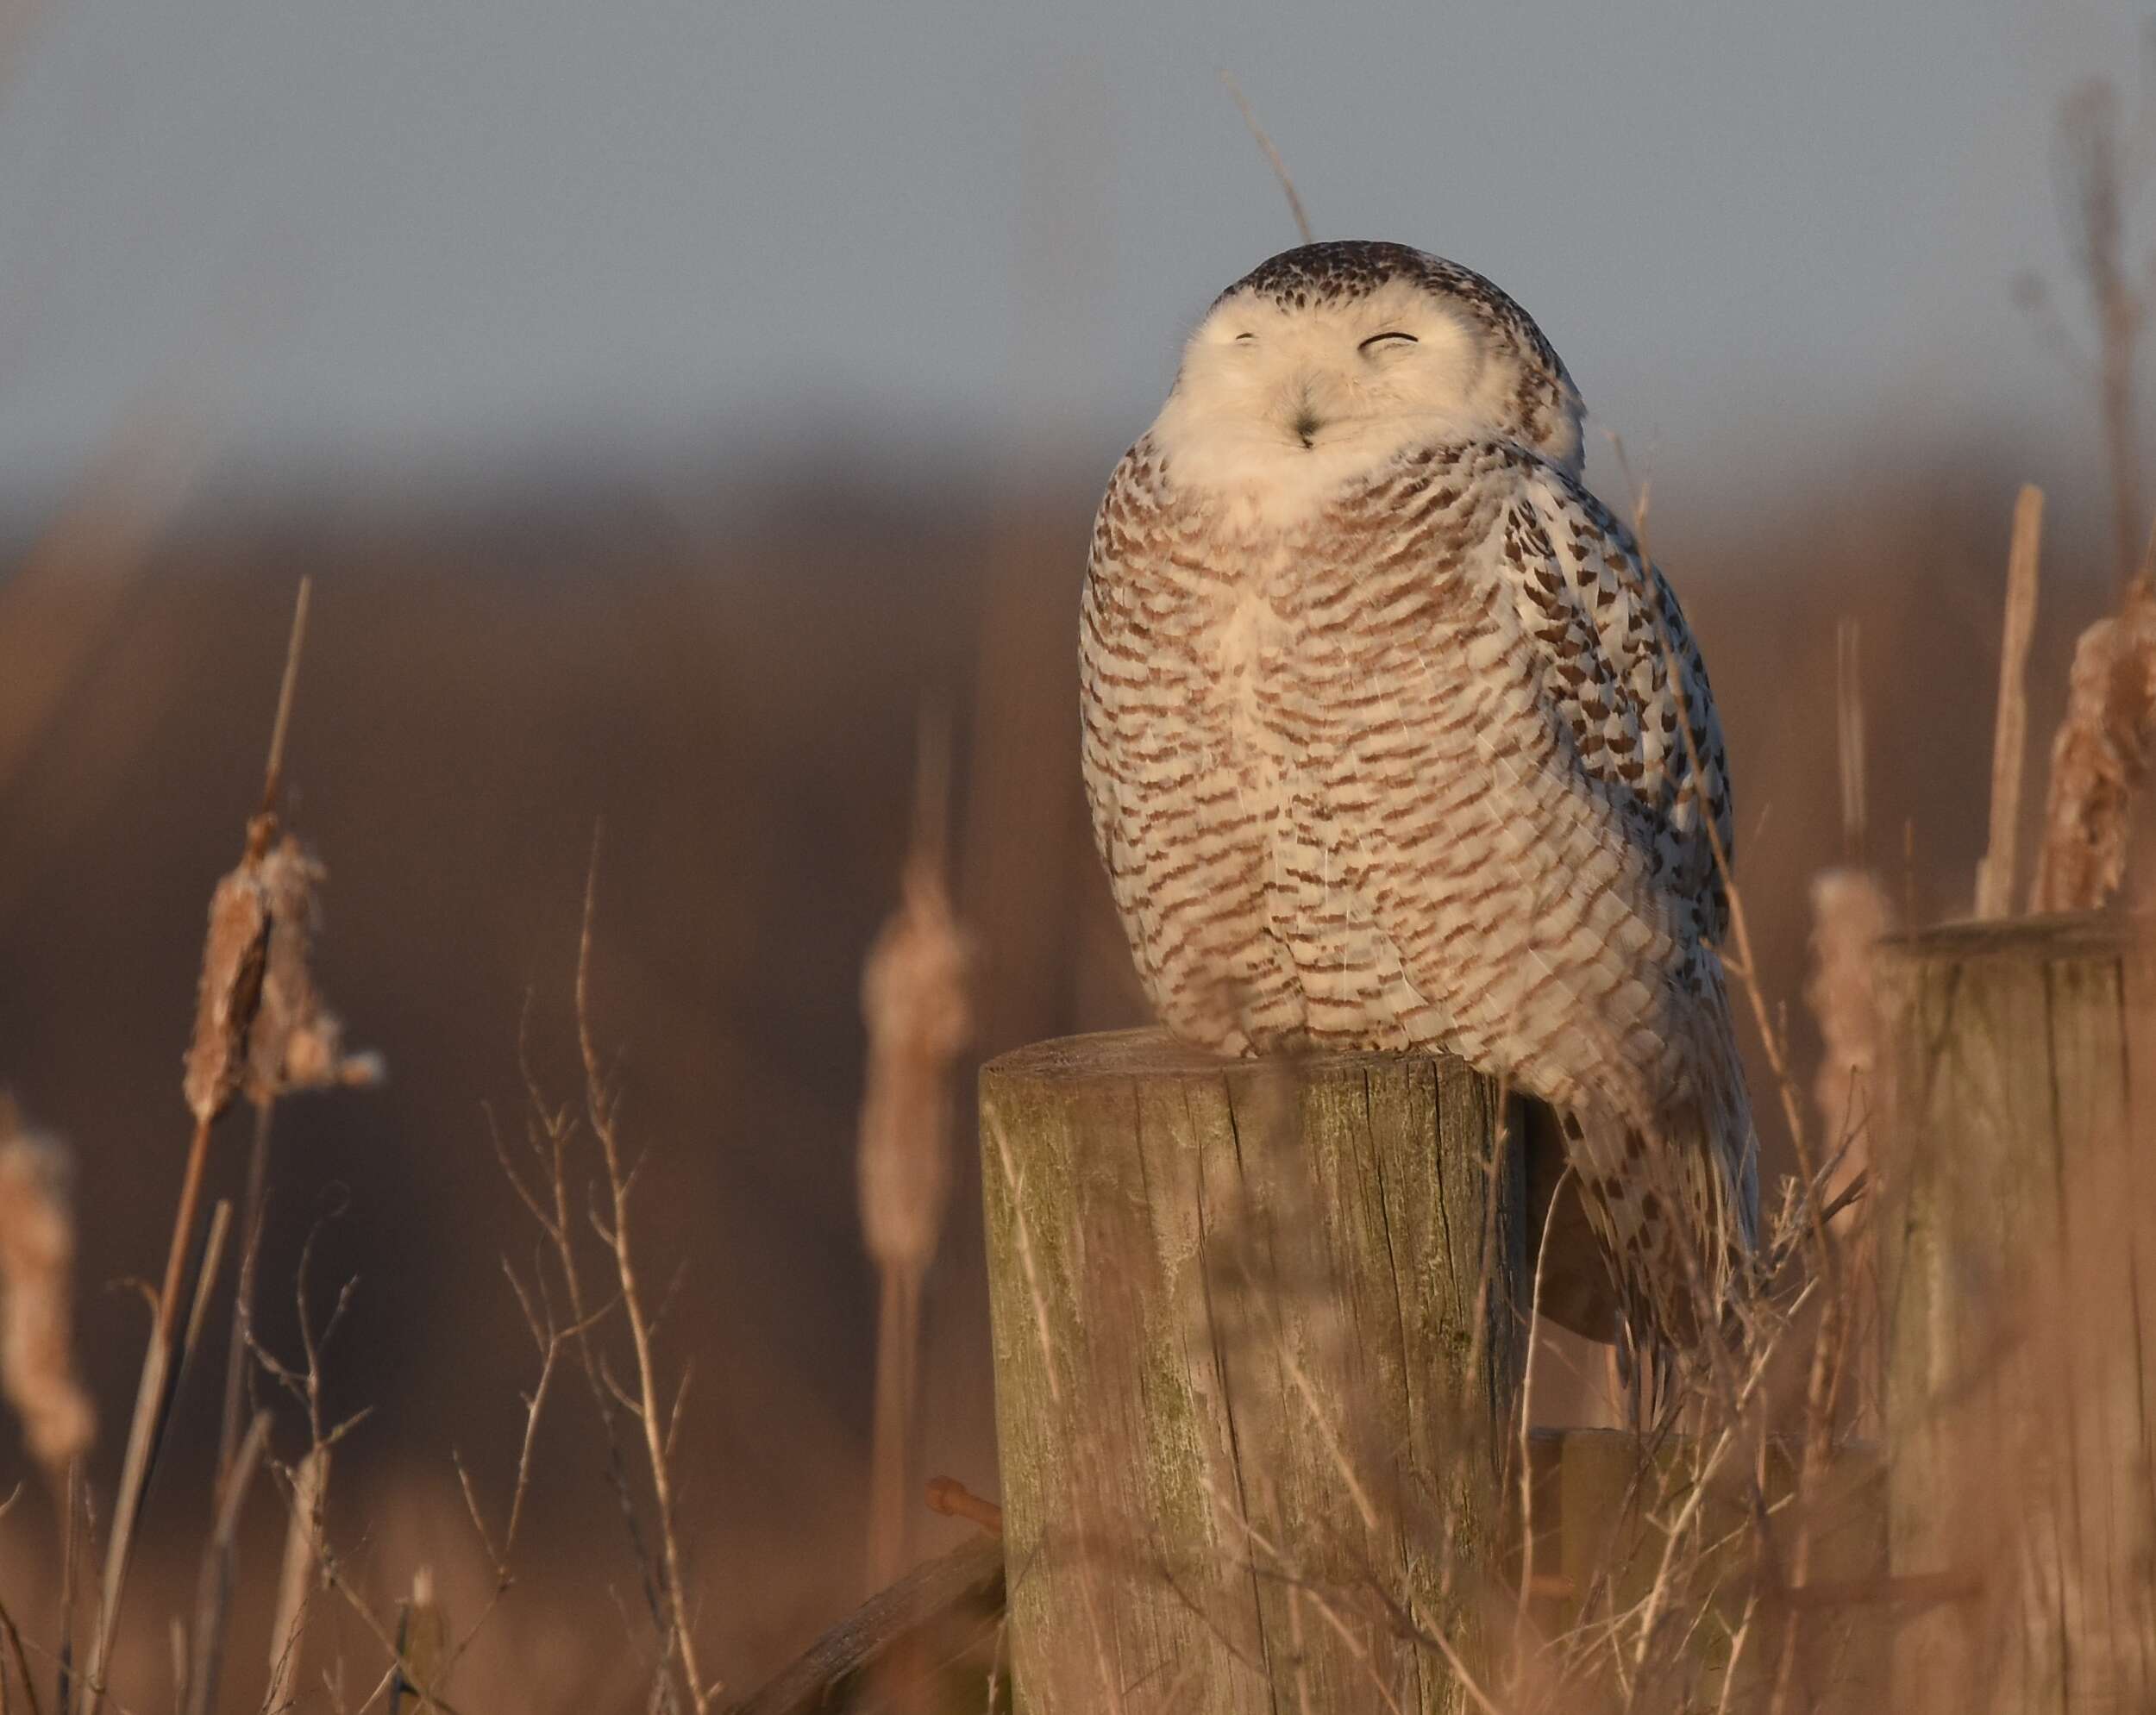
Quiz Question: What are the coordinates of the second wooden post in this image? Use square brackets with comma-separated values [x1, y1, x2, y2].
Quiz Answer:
[1879, 916, 2156, 1715]
[980, 1028, 1526, 1715]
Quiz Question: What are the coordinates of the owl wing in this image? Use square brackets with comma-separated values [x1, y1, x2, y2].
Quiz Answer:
[1505, 456, 1756, 1260]
[1501, 460, 1733, 950]
[1351, 448, 1756, 1319]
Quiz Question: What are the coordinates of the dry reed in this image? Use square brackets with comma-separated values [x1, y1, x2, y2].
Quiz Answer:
[1975, 486, 2044, 919]
[2056, 79, 2147, 588]
[1219, 72, 1313, 247]
[1833, 617, 1866, 863]
[2030, 565, 2156, 912]
[1804, 871, 1893, 1194]
[261, 1443, 326, 1712]
[0, 1100, 92, 1484]
[85, 583, 313, 1712]
[78, 577, 400, 1715]
[859, 717, 973, 1589]
[391, 1568, 447, 1714]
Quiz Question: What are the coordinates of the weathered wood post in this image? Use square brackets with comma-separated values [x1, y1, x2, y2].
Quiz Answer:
[1879, 917, 2156, 1715]
[979, 1029, 1526, 1715]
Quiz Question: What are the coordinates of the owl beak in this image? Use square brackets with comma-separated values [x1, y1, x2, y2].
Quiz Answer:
[1285, 373, 1327, 448]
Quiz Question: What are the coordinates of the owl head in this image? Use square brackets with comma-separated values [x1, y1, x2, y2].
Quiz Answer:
[1152, 241, 1585, 496]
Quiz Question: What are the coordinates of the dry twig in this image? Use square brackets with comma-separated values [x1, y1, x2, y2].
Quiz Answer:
[573, 843, 716, 1712]
[1219, 72, 1313, 246]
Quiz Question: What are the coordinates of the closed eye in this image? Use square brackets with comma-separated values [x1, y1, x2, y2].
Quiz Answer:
[1358, 332, 1418, 353]
[1233, 332, 1257, 344]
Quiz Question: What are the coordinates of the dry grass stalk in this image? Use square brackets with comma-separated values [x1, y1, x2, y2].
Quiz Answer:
[261, 1443, 327, 1713]
[1975, 485, 2045, 918]
[245, 1211, 428, 1714]
[0, 1586, 42, 1715]
[1834, 617, 1866, 861]
[86, 579, 350, 1714]
[1804, 872, 1893, 1199]
[575, 969, 711, 1712]
[496, 1017, 676, 1702]
[1804, 868, 1892, 1442]
[1590, 472, 1883, 1712]
[89, 985, 257, 1705]
[217, 1104, 278, 1491]
[390, 1569, 447, 1714]
[2056, 80, 2147, 587]
[211, 829, 378, 1505]
[236, 1217, 467, 1715]
[2030, 561, 2156, 913]
[428, 1230, 595, 1700]
[568, 846, 717, 1712]
[181, 1409, 270, 1715]
[0, 1102, 93, 1486]
[1219, 72, 1313, 246]
[859, 722, 973, 1590]
[184, 834, 380, 1715]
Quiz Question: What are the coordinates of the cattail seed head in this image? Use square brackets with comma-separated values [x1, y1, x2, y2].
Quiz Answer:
[857, 854, 973, 1277]
[185, 829, 382, 1125]
[0, 1099, 94, 1476]
[1806, 867, 1894, 1208]
[247, 836, 383, 1101]
[183, 862, 273, 1124]
[2031, 582, 2156, 913]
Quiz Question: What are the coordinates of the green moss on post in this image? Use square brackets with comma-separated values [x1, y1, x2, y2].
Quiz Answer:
[979, 1029, 1526, 1715]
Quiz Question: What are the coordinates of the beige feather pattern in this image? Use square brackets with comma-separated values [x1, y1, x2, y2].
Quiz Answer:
[1081, 241, 1758, 1343]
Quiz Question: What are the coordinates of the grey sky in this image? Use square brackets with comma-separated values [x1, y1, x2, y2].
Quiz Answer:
[0, 0, 2142, 520]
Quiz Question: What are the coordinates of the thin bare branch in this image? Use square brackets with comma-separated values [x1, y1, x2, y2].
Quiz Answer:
[1219, 72, 1313, 246]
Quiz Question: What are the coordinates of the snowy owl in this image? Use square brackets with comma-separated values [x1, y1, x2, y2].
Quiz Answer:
[1079, 240, 1758, 1347]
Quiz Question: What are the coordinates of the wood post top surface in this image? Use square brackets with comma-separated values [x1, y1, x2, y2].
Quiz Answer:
[981, 1025, 1481, 1086]
[1883, 910, 2140, 962]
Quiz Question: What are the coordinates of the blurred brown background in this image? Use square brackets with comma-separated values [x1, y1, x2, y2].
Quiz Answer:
[0, 435, 2121, 1702]
[0, 0, 2149, 1705]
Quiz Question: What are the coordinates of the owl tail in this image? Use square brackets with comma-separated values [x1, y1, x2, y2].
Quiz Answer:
[1564, 974, 1761, 1355]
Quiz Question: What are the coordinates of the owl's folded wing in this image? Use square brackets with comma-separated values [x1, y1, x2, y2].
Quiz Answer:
[1502, 462, 1734, 950]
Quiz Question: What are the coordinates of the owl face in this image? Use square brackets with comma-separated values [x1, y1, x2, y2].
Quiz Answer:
[1150, 242, 1583, 512]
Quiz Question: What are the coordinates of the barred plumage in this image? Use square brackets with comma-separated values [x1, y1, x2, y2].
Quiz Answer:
[1081, 241, 1758, 1345]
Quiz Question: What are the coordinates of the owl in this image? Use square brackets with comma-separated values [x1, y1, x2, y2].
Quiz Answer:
[1080, 241, 1758, 1350]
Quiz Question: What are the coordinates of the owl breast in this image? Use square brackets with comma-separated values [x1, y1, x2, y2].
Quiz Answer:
[1084, 427, 1758, 1343]
[1081, 444, 1501, 1063]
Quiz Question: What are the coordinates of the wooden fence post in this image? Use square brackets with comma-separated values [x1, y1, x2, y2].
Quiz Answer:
[1879, 916, 2156, 1715]
[978, 1028, 1526, 1715]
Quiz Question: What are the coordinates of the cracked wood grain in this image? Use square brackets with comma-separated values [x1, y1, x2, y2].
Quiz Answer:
[980, 1029, 1526, 1714]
